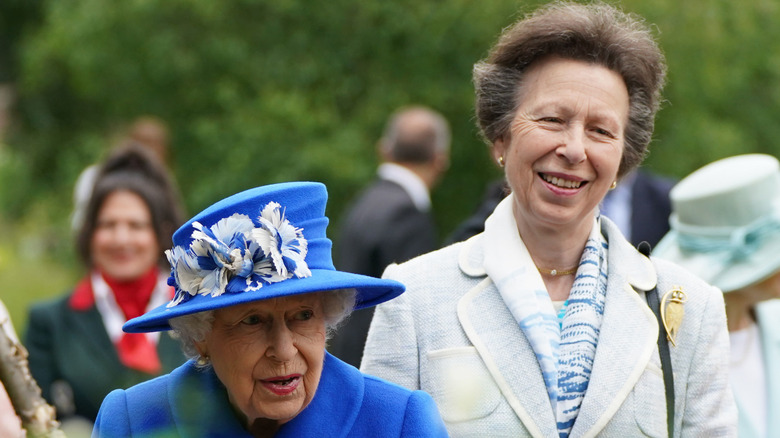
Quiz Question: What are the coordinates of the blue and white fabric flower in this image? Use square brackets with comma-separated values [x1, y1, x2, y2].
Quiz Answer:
[166, 202, 311, 307]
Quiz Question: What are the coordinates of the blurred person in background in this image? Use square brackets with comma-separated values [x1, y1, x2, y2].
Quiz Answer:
[92, 182, 447, 437]
[124, 115, 171, 164]
[25, 143, 186, 430]
[361, 2, 736, 436]
[71, 115, 171, 233]
[329, 105, 451, 367]
[653, 153, 780, 438]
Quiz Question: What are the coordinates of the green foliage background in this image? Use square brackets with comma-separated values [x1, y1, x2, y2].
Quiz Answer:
[2, 0, 780, 330]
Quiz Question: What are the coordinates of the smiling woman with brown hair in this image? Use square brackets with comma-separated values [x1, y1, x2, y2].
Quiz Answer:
[361, 2, 736, 436]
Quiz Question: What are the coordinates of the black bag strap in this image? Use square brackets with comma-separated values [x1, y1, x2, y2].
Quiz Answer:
[637, 241, 675, 438]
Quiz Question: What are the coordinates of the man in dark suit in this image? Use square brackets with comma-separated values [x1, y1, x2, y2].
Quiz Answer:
[330, 106, 451, 367]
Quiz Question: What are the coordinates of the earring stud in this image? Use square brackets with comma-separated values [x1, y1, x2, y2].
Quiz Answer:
[610, 181, 617, 190]
[498, 156, 505, 167]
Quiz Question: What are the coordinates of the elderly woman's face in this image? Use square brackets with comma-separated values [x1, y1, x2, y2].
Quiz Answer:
[196, 293, 326, 427]
[91, 190, 159, 281]
[493, 57, 628, 235]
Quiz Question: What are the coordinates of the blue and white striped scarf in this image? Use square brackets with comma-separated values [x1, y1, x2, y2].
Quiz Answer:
[483, 197, 607, 438]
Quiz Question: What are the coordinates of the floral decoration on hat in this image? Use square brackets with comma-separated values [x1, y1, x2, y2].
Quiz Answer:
[166, 202, 311, 307]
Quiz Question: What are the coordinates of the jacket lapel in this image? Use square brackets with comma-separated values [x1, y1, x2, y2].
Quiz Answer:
[169, 361, 251, 437]
[276, 353, 363, 437]
[457, 235, 557, 438]
[167, 354, 361, 437]
[570, 219, 658, 437]
[459, 218, 659, 438]
[68, 304, 122, 366]
[70, 301, 185, 373]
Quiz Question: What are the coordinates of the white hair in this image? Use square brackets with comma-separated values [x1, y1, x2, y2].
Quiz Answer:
[168, 289, 357, 368]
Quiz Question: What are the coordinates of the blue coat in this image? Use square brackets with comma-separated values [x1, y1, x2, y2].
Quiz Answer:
[92, 352, 448, 437]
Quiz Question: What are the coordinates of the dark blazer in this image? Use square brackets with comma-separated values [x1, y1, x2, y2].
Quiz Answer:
[25, 293, 185, 422]
[336, 179, 436, 278]
[627, 170, 675, 248]
[445, 180, 508, 245]
[330, 178, 437, 367]
[93, 353, 448, 437]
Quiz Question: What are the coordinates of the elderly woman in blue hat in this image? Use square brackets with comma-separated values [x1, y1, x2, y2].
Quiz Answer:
[91, 182, 447, 437]
[654, 154, 780, 438]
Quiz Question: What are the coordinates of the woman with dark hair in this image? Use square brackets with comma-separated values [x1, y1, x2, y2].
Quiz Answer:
[25, 143, 187, 427]
[362, 2, 736, 436]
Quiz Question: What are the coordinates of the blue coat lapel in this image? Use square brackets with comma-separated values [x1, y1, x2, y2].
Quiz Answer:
[167, 353, 366, 437]
[168, 361, 251, 437]
[275, 353, 365, 436]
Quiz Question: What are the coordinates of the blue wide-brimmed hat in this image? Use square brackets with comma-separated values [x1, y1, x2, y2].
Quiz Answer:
[124, 182, 405, 333]
[653, 154, 780, 293]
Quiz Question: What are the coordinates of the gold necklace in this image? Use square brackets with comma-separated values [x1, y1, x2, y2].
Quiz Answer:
[537, 266, 578, 276]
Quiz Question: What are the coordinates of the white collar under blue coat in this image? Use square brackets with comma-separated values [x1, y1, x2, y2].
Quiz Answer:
[377, 162, 431, 212]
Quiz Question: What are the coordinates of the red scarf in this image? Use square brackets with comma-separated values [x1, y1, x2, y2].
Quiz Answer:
[70, 268, 165, 374]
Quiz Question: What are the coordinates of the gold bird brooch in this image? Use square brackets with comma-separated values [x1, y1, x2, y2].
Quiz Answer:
[660, 286, 687, 347]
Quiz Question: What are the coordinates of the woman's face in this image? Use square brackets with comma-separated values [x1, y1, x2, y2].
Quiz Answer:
[90, 190, 159, 281]
[493, 57, 629, 235]
[197, 293, 326, 427]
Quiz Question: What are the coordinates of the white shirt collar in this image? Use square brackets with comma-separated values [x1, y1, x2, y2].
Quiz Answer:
[91, 271, 168, 344]
[377, 162, 431, 211]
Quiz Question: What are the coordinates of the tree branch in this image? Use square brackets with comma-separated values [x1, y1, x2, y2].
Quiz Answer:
[0, 301, 65, 438]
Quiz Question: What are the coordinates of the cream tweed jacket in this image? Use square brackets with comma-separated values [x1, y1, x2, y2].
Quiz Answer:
[361, 218, 736, 437]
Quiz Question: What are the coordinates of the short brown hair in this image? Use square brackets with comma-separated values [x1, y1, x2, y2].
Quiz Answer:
[473, 1, 667, 178]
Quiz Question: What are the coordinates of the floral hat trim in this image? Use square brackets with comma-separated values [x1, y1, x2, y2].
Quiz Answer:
[165, 201, 311, 307]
